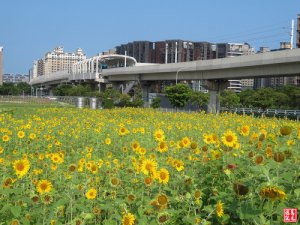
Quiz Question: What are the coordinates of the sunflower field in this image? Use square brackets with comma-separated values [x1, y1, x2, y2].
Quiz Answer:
[0, 105, 299, 225]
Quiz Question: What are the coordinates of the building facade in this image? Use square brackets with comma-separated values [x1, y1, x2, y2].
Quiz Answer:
[116, 40, 214, 64]
[33, 46, 86, 77]
[0, 47, 3, 85]
[3, 74, 29, 83]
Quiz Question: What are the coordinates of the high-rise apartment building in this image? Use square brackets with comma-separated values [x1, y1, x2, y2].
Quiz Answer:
[116, 40, 214, 64]
[34, 46, 86, 76]
[0, 47, 3, 85]
[116, 41, 156, 63]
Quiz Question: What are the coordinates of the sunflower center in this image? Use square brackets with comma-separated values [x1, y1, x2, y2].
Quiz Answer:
[157, 195, 168, 205]
[16, 163, 25, 171]
[40, 183, 48, 190]
[226, 135, 233, 142]
[146, 163, 152, 170]
[160, 172, 167, 179]
[123, 218, 130, 225]
[158, 215, 168, 223]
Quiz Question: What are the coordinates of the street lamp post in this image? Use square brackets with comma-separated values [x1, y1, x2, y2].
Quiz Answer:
[176, 68, 184, 84]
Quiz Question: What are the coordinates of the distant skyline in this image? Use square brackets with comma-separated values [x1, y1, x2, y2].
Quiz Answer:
[0, 0, 299, 74]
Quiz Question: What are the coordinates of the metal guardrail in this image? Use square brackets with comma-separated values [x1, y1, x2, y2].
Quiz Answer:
[221, 107, 300, 120]
[0, 96, 101, 109]
[0, 95, 55, 104]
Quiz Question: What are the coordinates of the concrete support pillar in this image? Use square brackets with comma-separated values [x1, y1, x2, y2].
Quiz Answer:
[141, 82, 149, 103]
[203, 80, 229, 114]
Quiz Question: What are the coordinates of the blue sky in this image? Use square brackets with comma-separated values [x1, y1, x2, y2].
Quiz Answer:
[1, 0, 299, 74]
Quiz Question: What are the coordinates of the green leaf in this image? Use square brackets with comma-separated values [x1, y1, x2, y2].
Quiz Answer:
[10, 205, 21, 217]
[239, 202, 262, 219]
[219, 214, 230, 224]
[203, 205, 213, 213]
[294, 188, 300, 198]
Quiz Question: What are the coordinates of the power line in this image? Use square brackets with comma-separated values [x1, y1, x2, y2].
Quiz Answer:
[202, 19, 292, 45]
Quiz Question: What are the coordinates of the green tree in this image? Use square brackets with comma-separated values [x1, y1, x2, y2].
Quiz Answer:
[117, 94, 131, 107]
[16, 82, 31, 95]
[100, 88, 121, 108]
[239, 89, 255, 107]
[250, 88, 276, 111]
[276, 85, 300, 109]
[67, 85, 92, 96]
[165, 84, 192, 109]
[0, 83, 18, 95]
[53, 84, 72, 96]
[150, 97, 161, 109]
[190, 91, 209, 111]
[130, 87, 144, 108]
[273, 91, 289, 109]
[220, 90, 240, 108]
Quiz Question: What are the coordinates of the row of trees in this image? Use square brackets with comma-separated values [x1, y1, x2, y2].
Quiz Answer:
[53, 84, 99, 97]
[0, 83, 31, 95]
[221, 85, 300, 110]
[1, 82, 299, 110]
[160, 84, 300, 110]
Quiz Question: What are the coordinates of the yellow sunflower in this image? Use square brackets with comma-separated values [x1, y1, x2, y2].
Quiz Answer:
[141, 158, 157, 176]
[85, 188, 97, 200]
[119, 127, 129, 136]
[139, 147, 147, 155]
[259, 186, 286, 201]
[181, 137, 191, 148]
[221, 130, 238, 147]
[51, 153, 64, 164]
[37, 179, 52, 194]
[131, 141, 140, 152]
[122, 212, 135, 225]
[240, 125, 250, 136]
[216, 200, 224, 217]
[29, 133, 36, 140]
[17, 131, 25, 139]
[173, 159, 184, 171]
[13, 159, 30, 178]
[105, 137, 111, 145]
[154, 129, 165, 142]
[203, 134, 213, 145]
[2, 135, 10, 142]
[158, 141, 168, 153]
[157, 168, 170, 184]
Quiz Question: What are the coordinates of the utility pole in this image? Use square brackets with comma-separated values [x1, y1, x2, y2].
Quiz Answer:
[165, 43, 168, 64]
[175, 42, 178, 63]
[291, 19, 294, 50]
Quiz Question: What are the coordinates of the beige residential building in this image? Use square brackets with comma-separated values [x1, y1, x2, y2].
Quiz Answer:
[0, 47, 3, 85]
[35, 46, 86, 76]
